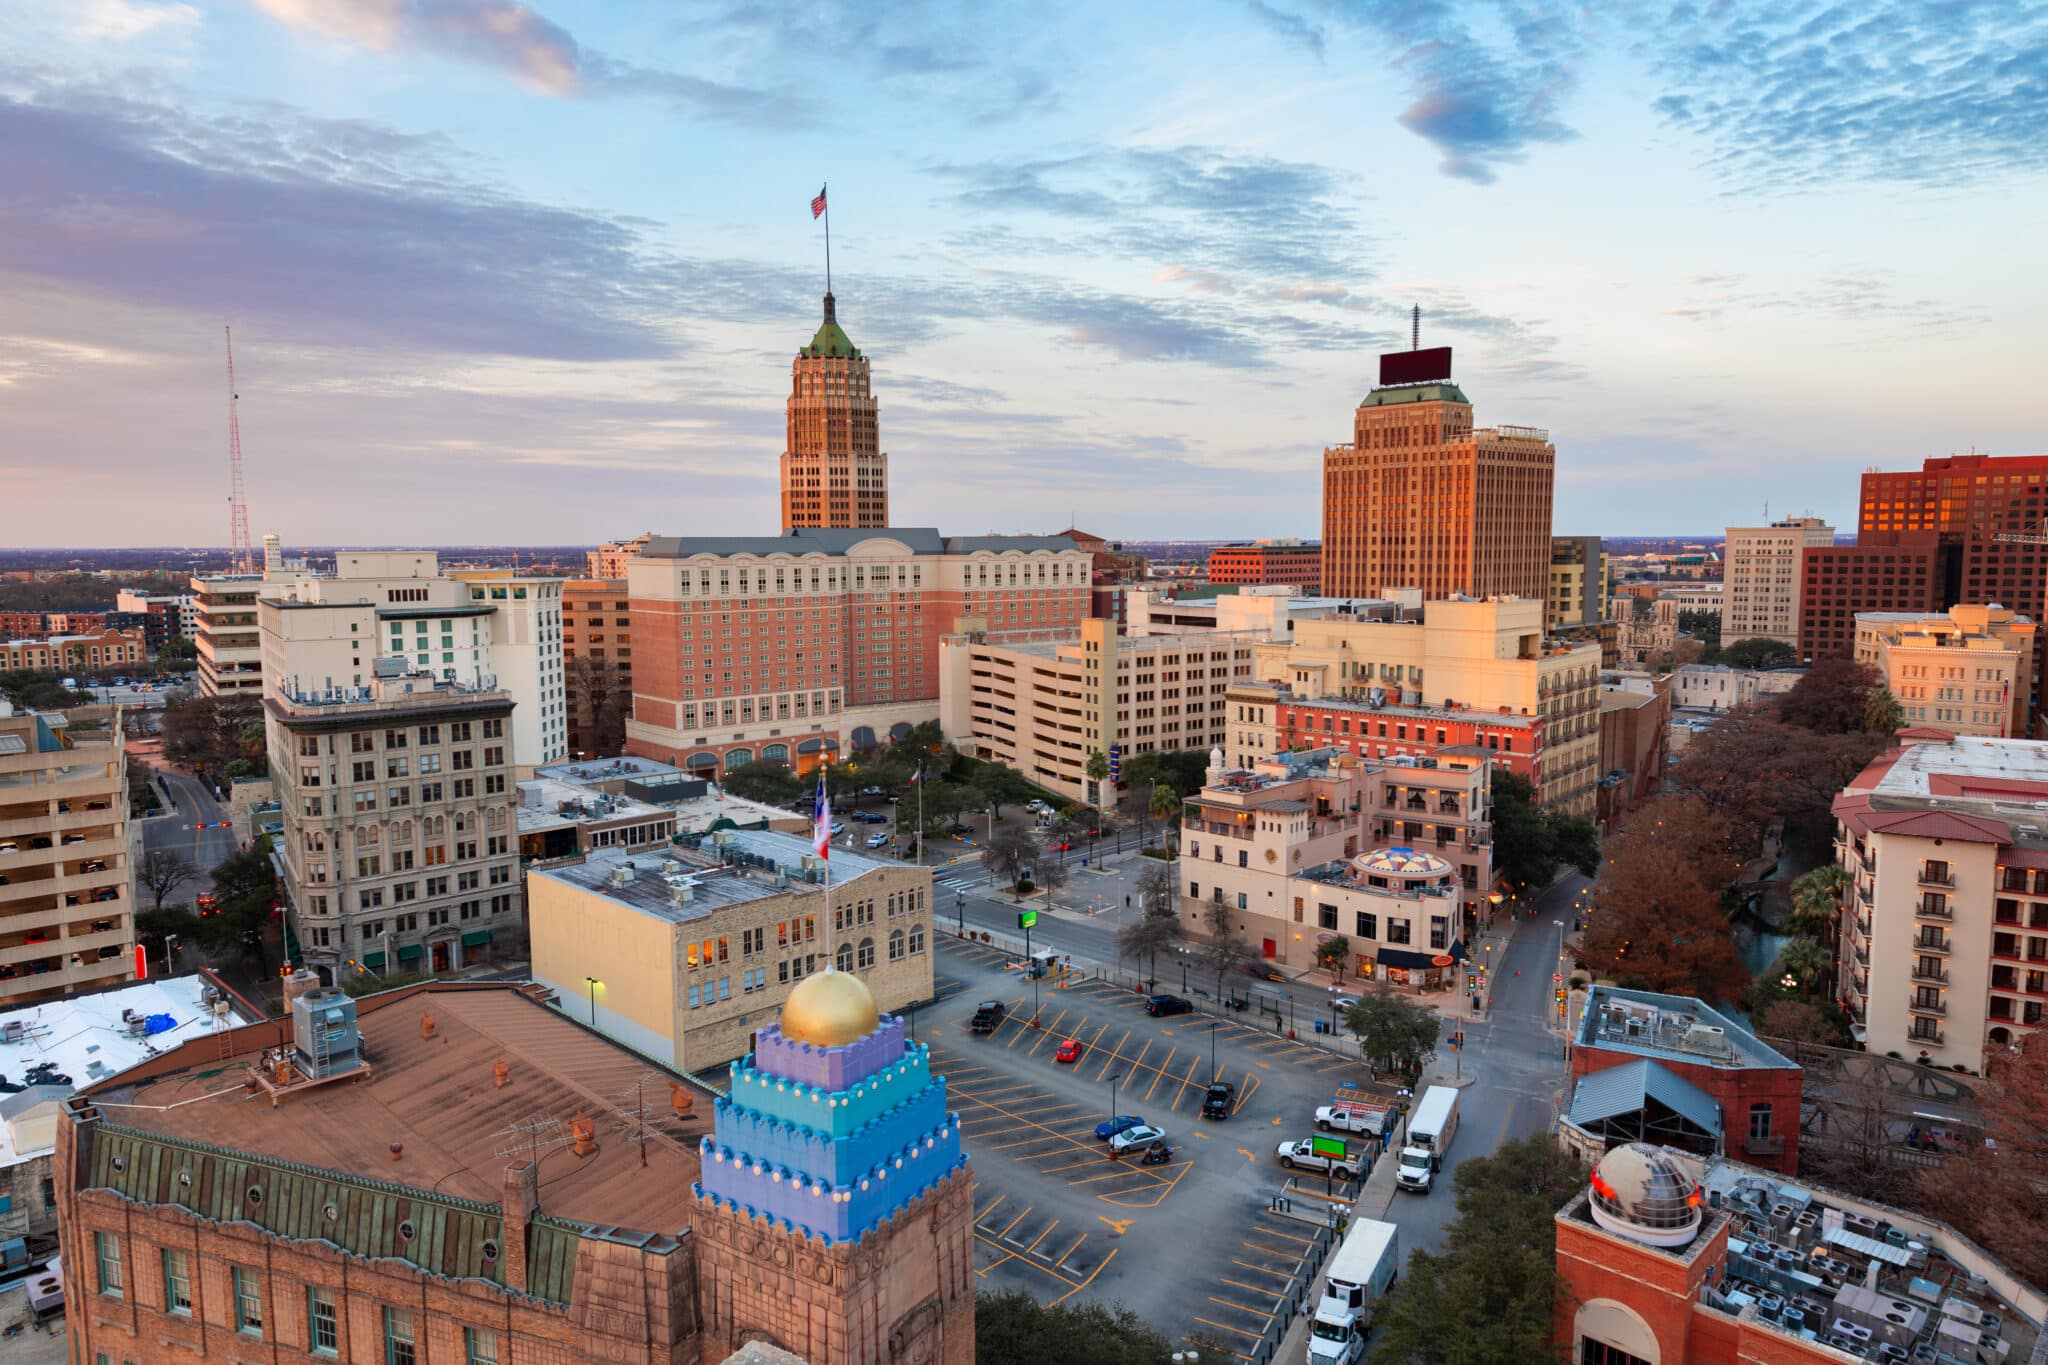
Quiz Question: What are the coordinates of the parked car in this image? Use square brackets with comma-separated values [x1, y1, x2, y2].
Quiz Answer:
[1145, 994, 1194, 1017]
[947, 823, 972, 837]
[1046, 840, 1074, 852]
[865, 832, 890, 849]
[1096, 1115, 1146, 1141]
[853, 810, 888, 823]
[1054, 1038, 1083, 1063]
[1109, 1124, 1166, 1156]
[969, 1001, 1008, 1034]
[1276, 1139, 1366, 1179]
[860, 786, 885, 797]
[829, 821, 845, 836]
[1202, 1082, 1236, 1119]
[1240, 962, 1288, 982]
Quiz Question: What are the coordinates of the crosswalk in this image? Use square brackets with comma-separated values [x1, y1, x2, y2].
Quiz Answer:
[935, 873, 979, 895]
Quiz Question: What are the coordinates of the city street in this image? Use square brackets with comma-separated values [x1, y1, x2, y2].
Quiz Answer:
[141, 768, 242, 873]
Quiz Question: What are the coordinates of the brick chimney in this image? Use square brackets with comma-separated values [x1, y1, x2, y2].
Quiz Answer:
[500, 1159, 539, 1293]
[281, 967, 320, 1009]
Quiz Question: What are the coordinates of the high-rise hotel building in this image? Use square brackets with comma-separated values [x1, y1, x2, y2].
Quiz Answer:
[781, 293, 889, 530]
[1321, 346, 1554, 601]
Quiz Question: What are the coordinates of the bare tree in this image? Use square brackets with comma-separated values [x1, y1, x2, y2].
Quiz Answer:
[981, 824, 1034, 894]
[1193, 893, 1259, 1003]
[1118, 863, 1184, 991]
[136, 849, 198, 911]
[565, 655, 630, 754]
[1036, 853, 1069, 910]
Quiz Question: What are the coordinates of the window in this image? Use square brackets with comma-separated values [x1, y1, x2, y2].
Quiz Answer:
[162, 1248, 191, 1314]
[384, 1307, 418, 1365]
[232, 1265, 263, 1336]
[1749, 1104, 1773, 1140]
[94, 1231, 122, 1297]
[1318, 904, 1338, 930]
[1580, 1342, 1651, 1365]
[909, 923, 925, 954]
[1386, 918, 1411, 945]
[308, 1286, 339, 1354]
[889, 929, 905, 961]
[465, 1327, 500, 1365]
[857, 938, 875, 969]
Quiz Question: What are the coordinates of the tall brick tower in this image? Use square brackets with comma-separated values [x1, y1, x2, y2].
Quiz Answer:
[691, 970, 974, 1363]
[1321, 344, 1554, 601]
[781, 294, 890, 530]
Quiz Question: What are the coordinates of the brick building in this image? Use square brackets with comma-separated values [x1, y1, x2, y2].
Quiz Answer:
[0, 629, 147, 672]
[1229, 681, 1543, 792]
[55, 975, 976, 1365]
[1207, 542, 1322, 595]
[780, 294, 889, 531]
[1797, 530, 1944, 665]
[1562, 986, 1802, 1176]
[562, 577, 631, 756]
[1596, 681, 1670, 831]
[1057, 529, 1149, 622]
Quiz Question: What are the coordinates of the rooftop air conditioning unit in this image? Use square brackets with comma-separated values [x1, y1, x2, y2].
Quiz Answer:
[1683, 1023, 1729, 1051]
[611, 864, 635, 885]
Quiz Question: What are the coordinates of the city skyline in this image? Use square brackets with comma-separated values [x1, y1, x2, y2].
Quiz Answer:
[3, 0, 2045, 547]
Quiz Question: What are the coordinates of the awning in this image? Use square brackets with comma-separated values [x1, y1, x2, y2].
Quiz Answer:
[396, 943, 425, 963]
[1567, 1058, 1722, 1137]
[461, 929, 493, 948]
[1375, 942, 1466, 971]
[360, 951, 387, 970]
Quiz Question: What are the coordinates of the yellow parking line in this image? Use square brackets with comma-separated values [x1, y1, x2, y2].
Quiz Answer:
[1208, 1295, 1276, 1319]
[975, 1195, 1006, 1221]
[1256, 1225, 1316, 1246]
[1229, 1260, 1295, 1279]
[1091, 1029, 1131, 1081]
[995, 1205, 1034, 1238]
[1124, 1038, 1153, 1083]
[1142, 1047, 1177, 1103]
[1046, 1246, 1120, 1307]
[1053, 1231, 1088, 1265]
[1219, 1277, 1282, 1298]
[1190, 1317, 1263, 1341]
[1027, 1010, 1070, 1055]
[1185, 1338, 1253, 1364]
[1024, 1219, 1062, 1253]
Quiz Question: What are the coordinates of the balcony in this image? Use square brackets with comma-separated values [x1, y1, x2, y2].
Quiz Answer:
[1917, 866, 1956, 888]
[1908, 1028, 1945, 1048]
[1915, 898, 1953, 920]
[1914, 935, 1950, 955]
[1907, 995, 1947, 1017]
[1854, 914, 1872, 940]
[1852, 943, 1870, 966]
[1856, 882, 1872, 907]
[1743, 1134, 1786, 1158]
[1910, 966, 1950, 985]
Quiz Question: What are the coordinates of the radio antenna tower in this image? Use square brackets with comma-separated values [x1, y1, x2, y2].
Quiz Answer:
[225, 325, 254, 573]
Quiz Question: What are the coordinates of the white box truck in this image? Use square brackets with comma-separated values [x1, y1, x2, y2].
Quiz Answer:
[1306, 1217, 1399, 1364]
[1394, 1085, 1459, 1193]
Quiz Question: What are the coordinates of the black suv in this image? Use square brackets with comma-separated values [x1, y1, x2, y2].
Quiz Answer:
[1145, 994, 1194, 1017]
[1202, 1082, 1236, 1119]
[970, 1001, 1008, 1034]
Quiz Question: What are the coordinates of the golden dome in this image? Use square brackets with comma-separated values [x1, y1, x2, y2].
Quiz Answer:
[780, 969, 880, 1047]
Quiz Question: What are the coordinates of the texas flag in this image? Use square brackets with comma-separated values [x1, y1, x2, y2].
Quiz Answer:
[812, 770, 832, 861]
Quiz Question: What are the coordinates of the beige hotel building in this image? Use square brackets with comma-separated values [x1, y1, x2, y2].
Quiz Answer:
[1853, 604, 2036, 738]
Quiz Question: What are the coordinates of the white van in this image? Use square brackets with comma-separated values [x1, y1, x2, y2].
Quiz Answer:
[1395, 1085, 1460, 1193]
[1307, 1218, 1399, 1364]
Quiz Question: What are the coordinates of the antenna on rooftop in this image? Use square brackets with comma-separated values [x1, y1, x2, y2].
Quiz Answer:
[611, 1072, 667, 1167]
[225, 326, 254, 574]
[1411, 304, 1420, 350]
[493, 1114, 573, 1166]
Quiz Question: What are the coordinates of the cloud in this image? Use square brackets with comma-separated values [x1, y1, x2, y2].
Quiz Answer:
[70, 0, 200, 42]
[252, 0, 808, 124]
[1245, 0, 1327, 56]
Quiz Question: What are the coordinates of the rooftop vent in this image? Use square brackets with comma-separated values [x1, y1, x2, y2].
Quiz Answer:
[289, 987, 364, 1081]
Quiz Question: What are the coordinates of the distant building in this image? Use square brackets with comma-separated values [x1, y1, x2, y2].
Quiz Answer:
[1321, 346, 1554, 602]
[1229, 681, 1545, 798]
[0, 629, 147, 672]
[115, 588, 198, 651]
[1649, 663, 1805, 711]
[1549, 535, 1608, 632]
[1554, 1143, 2045, 1364]
[189, 574, 269, 696]
[781, 293, 889, 530]
[1124, 585, 1409, 642]
[1562, 985, 1801, 1175]
[0, 702, 132, 1008]
[1854, 604, 2036, 737]
[1208, 541, 1322, 595]
[562, 578, 631, 756]
[1057, 528, 1149, 621]
[1654, 583, 1724, 614]
[1797, 530, 1944, 667]
[587, 533, 655, 579]
[1597, 681, 1670, 830]
[1724, 517, 1834, 647]
[1612, 597, 1682, 667]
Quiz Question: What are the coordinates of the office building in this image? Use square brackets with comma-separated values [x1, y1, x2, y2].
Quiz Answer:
[562, 578, 632, 756]
[1656, 583, 1724, 615]
[1561, 986, 1801, 1175]
[1207, 541, 1322, 595]
[514, 774, 675, 864]
[1549, 535, 1608, 632]
[588, 533, 655, 579]
[1597, 682, 1670, 830]
[0, 703, 133, 1008]
[55, 975, 976, 1365]
[938, 618, 1258, 808]
[0, 629, 147, 673]
[1797, 531, 1944, 666]
[781, 293, 889, 530]
[528, 834, 934, 1072]
[1321, 345, 1554, 601]
[1178, 747, 1492, 986]
[115, 589, 198, 652]
[1723, 517, 1834, 647]
[1652, 663, 1805, 712]
[1229, 679, 1543, 791]
[189, 575, 268, 697]
[1247, 595, 1602, 816]
[1854, 604, 2036, 737]
[1056, 529, 1149, 622]
[1831, 730, 2048, 1071]
[1124, 585, 1410, 642]
[624, 528, 1090, 776]
[1553, 1144, 2043, 1364]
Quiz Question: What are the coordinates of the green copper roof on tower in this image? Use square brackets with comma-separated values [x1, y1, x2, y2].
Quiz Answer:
[802, 292, 861, 359]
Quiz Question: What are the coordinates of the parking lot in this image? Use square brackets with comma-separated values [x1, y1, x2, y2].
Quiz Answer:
[929, 936, 1391, 1357]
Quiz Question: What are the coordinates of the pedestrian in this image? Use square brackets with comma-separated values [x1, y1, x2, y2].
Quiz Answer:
[1125, 894, 1131, 909]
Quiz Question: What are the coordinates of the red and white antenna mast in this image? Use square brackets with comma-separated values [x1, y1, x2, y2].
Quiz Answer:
[225, 325, 254, 573]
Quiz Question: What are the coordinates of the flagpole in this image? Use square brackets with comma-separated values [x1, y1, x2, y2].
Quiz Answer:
[823, 183, 832, 295]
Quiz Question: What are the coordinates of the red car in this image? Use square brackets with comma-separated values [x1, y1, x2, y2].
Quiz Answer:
[1047, 841, 1074, 852]
[1054, 1038, 1083, 1063]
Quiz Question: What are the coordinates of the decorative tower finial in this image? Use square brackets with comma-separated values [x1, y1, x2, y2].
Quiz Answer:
[823, 292, 836, 323]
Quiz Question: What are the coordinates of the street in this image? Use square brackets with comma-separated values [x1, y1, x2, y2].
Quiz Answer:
[141, 768, 243, 872]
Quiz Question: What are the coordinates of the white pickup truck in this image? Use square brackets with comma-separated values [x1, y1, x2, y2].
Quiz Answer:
[1276, 1138, 1366, 1179]
[1315, 1100, 1395, 1138]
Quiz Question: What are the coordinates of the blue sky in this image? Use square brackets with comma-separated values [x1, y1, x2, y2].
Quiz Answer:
[3, 0, 2045, 547]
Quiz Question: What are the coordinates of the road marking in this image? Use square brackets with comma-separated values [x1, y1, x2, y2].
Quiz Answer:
[1191, 1131, 1210, 1141]
[1207, 1294, 1276, 1319]
[1142, 1047, 1177, 1103]
[1236, 1147, 1256, 1163]
[1046, 1245, 1120, 1307]
[1254, 1061, 1271, 1069]
[974, 1194, 1006, 1221]
[995, 1205, 1034, 1238]
[1091, 1028, 1131, 1081]
[1270, 1116, 1283, 1126]
[1053, 1231, 1088, 1266]
[1024, 1219, 1063, 1253]
[1190, 1316, 1263, 1341]
[1228, 1260, 1295, 1280]
[1097, 1216, 1132, 1235]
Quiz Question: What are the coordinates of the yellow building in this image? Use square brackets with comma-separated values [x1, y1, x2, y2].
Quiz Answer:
[1251, 596, 1601, 816]
[1548, 536, 1608, 632]
[527, 832, 934, 1072]
[1854, 604, 2037, 738]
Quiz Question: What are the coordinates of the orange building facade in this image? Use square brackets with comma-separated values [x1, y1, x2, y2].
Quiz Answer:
[780, 293, 890, 531]
[1208, 543, 1322, 594]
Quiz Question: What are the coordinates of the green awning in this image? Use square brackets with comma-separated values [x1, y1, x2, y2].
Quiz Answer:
[460, 929, 493, 948]
[396, 943, 425, 962]
[360, 951, 387, 970]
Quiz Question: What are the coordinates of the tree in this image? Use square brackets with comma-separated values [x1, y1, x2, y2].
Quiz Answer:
[1721, 636, 1798, 670]
[1344, 983, 1439, 1073]
[1756, 998, 1840, 1058]
[1368, 1136, 1583, 1364]
[970, 762, 1034, 819]
[564, 654, 629, 754]
[197, 836, 277, 959]
[1916, 1034, 2048, 1288]
[1774, 935, 1833, 997]
[1084, 749, 1110, 807]
[1580, 795, 1748, 999]
[974, 1289, 1172, 1365]
[161, 693, 264, 787]
[1673, 702, 1887, 853]
[1491, 770, 1599, 893]
[1036, 853, 1069, 909]
[1777, 657, 1880, 735]
[1118, 863, 1183, 990]
[981, 824, 1034, 892]
[1785, 864, 1852, 941]
[721, 758, 804, 807]
[1147, 781, 1182, 849]
[1313, 934, 1351, 985]
[134, 908, 202, 965]
[1121, 748, 1213, 801]
[1677, 608, 1721, 655]
[1864, 685, 1904, 736]
[136, 849, 198, 911]
[1193, 892, 1258, 1003]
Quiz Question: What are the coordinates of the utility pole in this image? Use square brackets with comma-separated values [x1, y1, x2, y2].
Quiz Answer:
[224, 326, 253, 574]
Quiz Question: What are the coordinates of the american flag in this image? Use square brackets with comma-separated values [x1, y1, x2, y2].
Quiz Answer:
[811, 185, 828, 220]
[811, 769, 832, 861]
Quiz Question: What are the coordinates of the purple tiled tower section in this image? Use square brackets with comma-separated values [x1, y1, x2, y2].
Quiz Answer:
[752, 1014, 905, 1091]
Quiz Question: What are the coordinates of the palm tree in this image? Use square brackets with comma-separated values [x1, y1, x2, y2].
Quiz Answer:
[1149, 782, 1182, 854]
[1085, 749, 1110, 808]
[1865, 686, 1905, 735]
[1786, 865, 1852, 942]
[1776, 935, 1834, 998]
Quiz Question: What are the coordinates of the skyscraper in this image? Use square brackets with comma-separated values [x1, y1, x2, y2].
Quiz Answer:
[1321, 346, 1554, 601]
[780, 293, 889, 530]
[1724, 517, 1835, 647]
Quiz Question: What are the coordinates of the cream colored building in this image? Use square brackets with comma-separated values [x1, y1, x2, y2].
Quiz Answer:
[1123, 585, 1414, 641]
[0, 703, 132, 1007]
[938, 618, 1259, 809]
[1853, 604, 2036, 738]
[527, 834, 933, 1072]
[1179, 747, 1492, 987]
[191, 574, 267, 697]
[587, 533, 654, 579]
[1250, 596, 1601, 817]
[1833, 732, 2048, 1071]
[1723, 517, 1833, 646]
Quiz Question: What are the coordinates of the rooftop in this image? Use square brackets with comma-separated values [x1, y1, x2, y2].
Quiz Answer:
[1359, 381, 1470, 407]
[515, 778, 669, 835]
[640, 528, 1084, 560]
[1576, 985, 1795, 1071]
[2, 973, 260, 1168]
[533, 834, 893, 924]
[536, 756, 687, 783]
[82, 983, 708, 1234]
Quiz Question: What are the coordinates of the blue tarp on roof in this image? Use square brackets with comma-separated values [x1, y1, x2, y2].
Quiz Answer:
[142, 1014, 178, 1036]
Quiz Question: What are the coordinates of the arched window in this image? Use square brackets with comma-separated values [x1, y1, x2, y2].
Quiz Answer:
[909, 924, 925, 955]
[857, 937, 875, 970]
[835, 943, 854, 972]
[761, 742, 790, 765]
[724, 748, 753, 770]
[888, 929, 905, 962]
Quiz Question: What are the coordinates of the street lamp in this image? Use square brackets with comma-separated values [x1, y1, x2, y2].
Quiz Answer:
[1209, 1018, 1220, 1081]
[956, 893, 967, 938]
[586, 975, 601, 1025]
[162, 933, 179, 974]
[1106, 1070, 1124, 1123]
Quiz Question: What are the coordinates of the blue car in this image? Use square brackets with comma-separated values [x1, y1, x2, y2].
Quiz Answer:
[1095, 1114, 1146, 1142]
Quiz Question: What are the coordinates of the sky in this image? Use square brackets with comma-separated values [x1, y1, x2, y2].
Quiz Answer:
[3, 0, 2045, 548]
